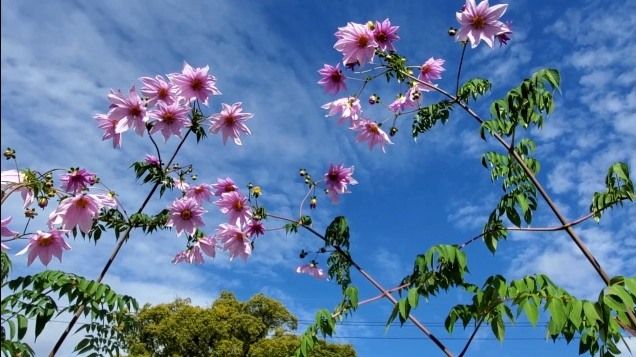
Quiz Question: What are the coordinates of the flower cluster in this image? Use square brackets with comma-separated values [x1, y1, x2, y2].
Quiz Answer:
[1, 167, 116, 266]
[95, 63, 253, 148]
[168, 177, 266, 264]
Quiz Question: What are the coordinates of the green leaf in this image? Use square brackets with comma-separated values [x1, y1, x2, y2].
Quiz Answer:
[568, 299, 583, 328]
[491, 316, 505, 342]
[17, 314, 28, 339]
[523, 298, 539, 326]
[407, 288, 419, 309]
[583, 301, 601, 323]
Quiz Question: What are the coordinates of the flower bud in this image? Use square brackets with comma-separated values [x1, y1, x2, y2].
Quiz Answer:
[310, 196, 317, 209]
[24, 208, 37, 218]
[299, 168, 307, 177]
[251, 186, 262, 198]
[390, 127, 398, 137]
[368, 94, 380, 105]
[38, 197, 49, 208]
[366, 21, 375, 30]
[304, 178, 310, 185]
[448, 27, 458, 36]
[3, 147, 16, 160]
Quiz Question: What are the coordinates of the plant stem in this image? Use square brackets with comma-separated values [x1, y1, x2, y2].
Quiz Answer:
[267, 213, 454, 357]
[458, 317, 485, 357]
[455, 43, 468, 96]
[49, 129, 192, 356]
[399, 69, 636, 332]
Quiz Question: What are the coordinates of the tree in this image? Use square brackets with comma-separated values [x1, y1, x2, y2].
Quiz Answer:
[125, 292, 355, 357]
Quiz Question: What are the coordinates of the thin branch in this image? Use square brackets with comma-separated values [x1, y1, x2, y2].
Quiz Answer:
[49, 128, 193, 356]
[267, 213, 454, 357]
[455, 42, 468, 96]
[146, 127, 163, 167]
[458, 317, 485, 357]
[397, 69, 636, 331]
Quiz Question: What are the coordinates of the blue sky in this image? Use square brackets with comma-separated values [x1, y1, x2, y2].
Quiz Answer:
[1, 0, 635, 356]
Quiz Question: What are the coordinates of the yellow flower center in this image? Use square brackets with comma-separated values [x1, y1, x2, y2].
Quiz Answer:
[181, 209, 192, 220]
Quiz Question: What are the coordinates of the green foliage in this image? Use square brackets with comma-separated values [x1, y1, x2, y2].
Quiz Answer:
[190, 106, 208, 143]
[590, 162, 635, 221]
[70, 208, 169, 243]
[445, 274, 635, 356]
[481, 68, 560, 137]
[325, 217, 353, 293]
[457, 78, 492, 102]
[389, 245, 470, 325]
[377, 51, 409, 83]
[411, 100, 454, 138]
[125, 293, 353, 357]
[2, 268, 137, 356]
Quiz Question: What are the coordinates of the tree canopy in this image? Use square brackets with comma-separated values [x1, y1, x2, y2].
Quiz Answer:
[125, 292, 355, 357]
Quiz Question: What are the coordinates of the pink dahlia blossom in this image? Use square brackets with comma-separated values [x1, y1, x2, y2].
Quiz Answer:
[373, 19, 400, 51]
[352, 120, 393, 153]
[496, 22, 512, 46]
[172, 237, 215, 264]
[185, 184, 215, 204]
[49, 193, 114, 233]
[334, 22, 378, 66]
[172, 247, 203, 264]
[388, 88, 420, 114]
[456, 0, 509, 48]
[197, 236, 217, 258]
[144, 154, 161, 167]
[139, 75, 177, 105]
[318, 64, 347, 95]
[109, 86, 148, 136]
[212, 177, 238, 196]
[245, 219, 265, 238]
[166, 197, 206, 237]
[1, 170, 34, 208]
[149, 101, 191, 141]
[216, 223, 251, 261]
[16, 229, 71, 266]
[169, 62, 221, 105]
[1, 216, 18, 238]
[296, 262, 327, 280]
[209, 102, 253, 145]
[60, 168, 97, 193]
[417, 57, 446, 91]
[172, 176, 190, 192]
[324, 164, 358, 203]
[215, 191, 251, 226]
[95, 112, 123, 148]
[322, 97, 362, 125]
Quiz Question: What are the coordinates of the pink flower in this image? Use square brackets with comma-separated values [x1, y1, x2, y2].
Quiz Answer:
[296, 262, 327, 280]
[1, 216, 18, 238]
[185, 184, 215, 204]
[172, 237, 215, 264]
[172, 247, 203, 264]
[245, 219, 265, 238]
[16, 229, 71, 266]
[95, 112, 123, 148]
[215, 191, 251, 226]
[322, 97, 361, 125]
[318, 64, 347, 95]
[149, 101, 191, 141]
[496, 22, 512, 46]
[456, 0, 509, 48]
[172, 176, 190, 192]
[324, 164, 358, 203]
[169, 62, 221, 105]
[388, 88, 420, 114]
[209, 102, 253, 145]
[334, 22, 378, 66]
[139, 75, 177, 105]
[144, 154, 161, 167]
[109, 86, 148, 136]
[49, 193, 112, 233]
[1, 170, 34, 208]
[197, 236, 217, 258]
[216, 223, 251, 261]
[352, 120, 393, 153]
[373, 19, 400, 51]
[1, 242, 8, 251]
[212, 177, 238, 196]
[417, 57, 446, 91]
[60, 168, 96, 194]
[166, 197, 206, 237]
